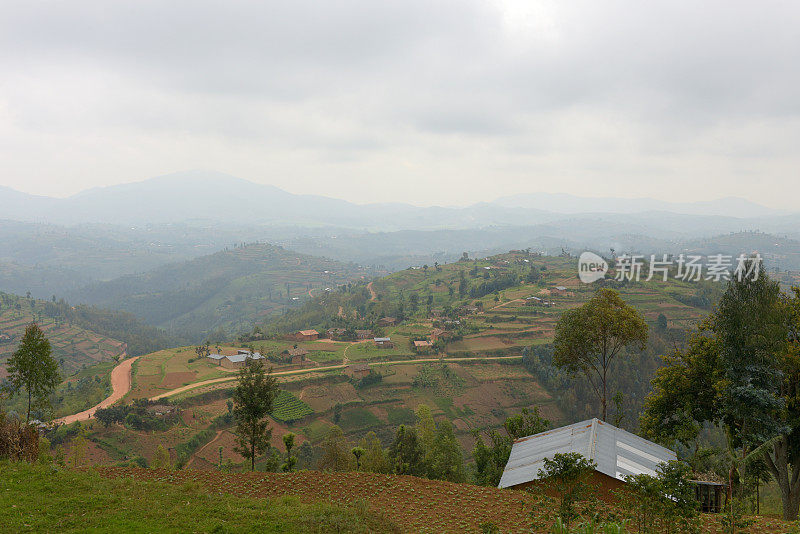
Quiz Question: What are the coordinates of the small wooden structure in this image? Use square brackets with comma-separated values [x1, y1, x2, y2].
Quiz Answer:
[691, 476, 726, 513]
[377, 317, 397, 327]
[295, 329, 319, 341]
[374, 337, 393, 348]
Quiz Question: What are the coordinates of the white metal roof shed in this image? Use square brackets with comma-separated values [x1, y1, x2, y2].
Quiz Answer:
[498, 418, 677, 489]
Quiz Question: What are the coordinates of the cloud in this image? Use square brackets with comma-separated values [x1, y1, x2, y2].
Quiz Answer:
[0, 0, 799, 207]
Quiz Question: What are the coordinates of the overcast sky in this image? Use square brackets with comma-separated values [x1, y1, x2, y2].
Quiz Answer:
[1, 1, 798, 207]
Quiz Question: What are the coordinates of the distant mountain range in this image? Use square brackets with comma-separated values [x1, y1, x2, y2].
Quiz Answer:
[491, 192, 785, 218]
[1, 170, 792, 230]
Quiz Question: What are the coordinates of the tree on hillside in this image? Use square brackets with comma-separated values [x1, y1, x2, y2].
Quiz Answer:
[390, 424, 426, 477]
[473, 407, 550, 486]
[641, 263, 800, 520]
[232, 360, 278, 471]
[318, 425, 353, 472]
[427, 420, 465, 482]
[281, 432, 297, 472]
[5, 323, 60, 423]
[359, 431, 389, 474]
[538, 452, 597, 529]
[351, 446, 365, 469]
[553, 289, 648, 421]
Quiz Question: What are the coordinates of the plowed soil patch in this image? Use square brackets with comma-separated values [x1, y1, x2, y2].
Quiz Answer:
[93, 467, 786, 533]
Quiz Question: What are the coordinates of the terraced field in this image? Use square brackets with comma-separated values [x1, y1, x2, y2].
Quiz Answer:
[366, 253, 712, 358]
[0, 294, 126, 379]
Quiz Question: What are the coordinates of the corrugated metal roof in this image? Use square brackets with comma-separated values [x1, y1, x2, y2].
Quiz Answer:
[498, 418, 676, 489]
[207, 353, 225, 360]
[226, 353, 264, 363]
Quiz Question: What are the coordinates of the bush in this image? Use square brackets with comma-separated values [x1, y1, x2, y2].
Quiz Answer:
[537, 452, 598, 529]
[616, 460, 700, 533]
[0, 411, 39, 462]
[354, 371, 382, 389]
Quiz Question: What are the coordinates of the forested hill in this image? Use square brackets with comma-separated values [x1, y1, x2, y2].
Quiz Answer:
[0, 292, 179, 379]
[68, 243, 373, 342]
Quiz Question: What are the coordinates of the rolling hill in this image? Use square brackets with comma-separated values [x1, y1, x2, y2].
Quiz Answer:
[68, 242, 374, 341]
[0, 291, 183, 380]
[0, 293, 125, 380]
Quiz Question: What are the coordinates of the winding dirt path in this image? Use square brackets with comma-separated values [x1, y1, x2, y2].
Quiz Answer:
[367, 281, 377, 301]
[149, 355, 523, 401]
[185, 429, 226, 469]
[54, 355, 140, 425]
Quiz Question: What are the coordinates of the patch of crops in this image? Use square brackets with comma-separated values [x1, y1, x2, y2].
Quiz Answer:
[272, 390, 313, 423]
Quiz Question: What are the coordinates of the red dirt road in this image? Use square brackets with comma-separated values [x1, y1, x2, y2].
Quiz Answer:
[54, 356, 140, 425]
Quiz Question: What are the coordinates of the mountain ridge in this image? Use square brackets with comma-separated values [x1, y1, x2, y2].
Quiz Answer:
[1, 170, 789, 229]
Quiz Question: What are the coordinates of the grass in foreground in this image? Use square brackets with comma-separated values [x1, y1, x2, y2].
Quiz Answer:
[0, 462, 398, 533]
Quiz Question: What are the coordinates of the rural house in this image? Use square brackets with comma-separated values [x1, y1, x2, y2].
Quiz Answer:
[498, 419, 677, 502]
[377, 317, 397, 327]
[326, 327, 347, 340]
[207, 350, 264, 370]
[373, 337, 393, 348]
[355, 329, 373, 340]
[430, 328, 450, 341]
[295, 329, 319, 341]
[287, 347, 309, 364]
[413, 340, 433, 353]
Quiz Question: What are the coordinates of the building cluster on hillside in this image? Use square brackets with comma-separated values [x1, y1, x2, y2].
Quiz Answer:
[374, 337, 393, 348]
[526, 296, 554, 307]
[207, 349, 264, 369]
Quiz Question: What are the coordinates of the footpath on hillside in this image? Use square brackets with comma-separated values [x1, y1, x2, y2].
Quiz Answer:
[148, 355, 523, 401]
[54, 356, 140, 425]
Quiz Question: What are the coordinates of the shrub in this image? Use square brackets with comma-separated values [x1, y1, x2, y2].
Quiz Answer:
[0, 410, 39, 462]
[537, 452, 598, 529]
[616, 460, 700, 534]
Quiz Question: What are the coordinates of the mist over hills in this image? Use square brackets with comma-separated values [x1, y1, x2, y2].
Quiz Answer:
[2, 170, 800, 340]
[493, 192, 784, 218]
[3, 170, 794, 231]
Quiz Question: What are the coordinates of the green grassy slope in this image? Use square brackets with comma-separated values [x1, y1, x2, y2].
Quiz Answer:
[0, 462, 396, 533]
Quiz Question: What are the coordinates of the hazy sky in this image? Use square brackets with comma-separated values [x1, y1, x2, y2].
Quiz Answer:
[1, 1, 799, 207]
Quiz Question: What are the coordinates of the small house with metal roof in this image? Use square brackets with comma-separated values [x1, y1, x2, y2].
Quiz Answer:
[498, 418, 677, 500]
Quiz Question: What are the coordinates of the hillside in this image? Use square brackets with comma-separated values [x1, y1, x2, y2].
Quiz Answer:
[69, 243, 373, 341]
[259, 251, 723, 425]
[63, 252, 722, 479]
[97, 345, 559, 470]
[0, 293, 127, 380]
[1, 463, 788, 533]
[0, 463, 396, 533]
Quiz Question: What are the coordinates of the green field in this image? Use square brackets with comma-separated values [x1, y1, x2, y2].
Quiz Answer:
[272, 390, 314, 423]
[0, 462, 394, 533]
